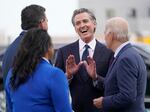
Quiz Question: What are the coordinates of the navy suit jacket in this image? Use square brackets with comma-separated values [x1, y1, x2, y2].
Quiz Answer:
[102, 43, 147, 112]
[2, 31, 26, 84]
[55, 40, 113, 112]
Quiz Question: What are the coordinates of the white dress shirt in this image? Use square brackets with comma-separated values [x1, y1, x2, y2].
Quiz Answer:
[79, 38, 96, 60]
[114, 41, 130, 58]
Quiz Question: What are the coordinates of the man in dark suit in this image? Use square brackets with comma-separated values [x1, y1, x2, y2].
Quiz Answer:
[55, 8, 113, 112]
[2, 4, 48, 85]
[84, 17, 147, 112]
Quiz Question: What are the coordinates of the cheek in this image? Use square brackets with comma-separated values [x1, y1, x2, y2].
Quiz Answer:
[43, 22, 48, 30]
[75, 26, 79, 33]
[49, 49, 54, 59]
[92, 24, 96, 30]
[105, 41, 109, 47]
[105, 36, 108, 42]
[105, 36, 110, 47]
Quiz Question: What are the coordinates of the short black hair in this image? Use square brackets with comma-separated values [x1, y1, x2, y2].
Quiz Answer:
[21, 4, 46, 30]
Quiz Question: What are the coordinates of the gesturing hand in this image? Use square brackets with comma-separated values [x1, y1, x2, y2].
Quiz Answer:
[83, 56, 97, 80]
[66, 55, 82, 79]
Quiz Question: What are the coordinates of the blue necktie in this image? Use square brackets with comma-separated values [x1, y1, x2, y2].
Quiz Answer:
[82, 45, 90, 61]
[81, 45, 90, 81]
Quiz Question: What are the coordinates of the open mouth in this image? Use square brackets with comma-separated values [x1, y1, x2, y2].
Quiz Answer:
[82, 31, 87, 33]
[80, 28, 88, 34]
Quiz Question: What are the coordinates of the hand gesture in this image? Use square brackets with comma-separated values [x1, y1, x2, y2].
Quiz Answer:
[83, 56, 97, 80]
[66, 55, 82, 79]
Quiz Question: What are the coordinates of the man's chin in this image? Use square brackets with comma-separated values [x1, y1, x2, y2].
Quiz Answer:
[79, 32, 93, 42]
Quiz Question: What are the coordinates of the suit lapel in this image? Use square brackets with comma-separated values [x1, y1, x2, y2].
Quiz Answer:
[93, 40, 105, 62]
[106, 43, 132, 77]
[71, 40, 80, 64]
[71, 40, 87, 81]
[106, 57, 117, 78]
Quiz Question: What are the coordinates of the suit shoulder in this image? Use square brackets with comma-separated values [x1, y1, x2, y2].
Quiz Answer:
[58, 40, 78, 51]
[62, 41, 78, 49]
[4, 32, 25, 54]
[96, 41, 107, 48]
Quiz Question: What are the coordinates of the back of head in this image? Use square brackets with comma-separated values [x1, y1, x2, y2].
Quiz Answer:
[20, 28, 52, 57]
[10, 28, 53, 90]
[21, 4, 46, 30]
[106, 17, 129, 42]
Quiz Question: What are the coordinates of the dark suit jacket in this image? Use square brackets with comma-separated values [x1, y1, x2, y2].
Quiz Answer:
[55, 40, 113, 112]
[2, 31, 26, 84]
[102, 43, 147, 112]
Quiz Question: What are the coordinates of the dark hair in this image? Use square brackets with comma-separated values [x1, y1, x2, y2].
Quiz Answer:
[21, 4, 46, 30]
[10, 28, 53, 90]
[71, 8, 97, 26]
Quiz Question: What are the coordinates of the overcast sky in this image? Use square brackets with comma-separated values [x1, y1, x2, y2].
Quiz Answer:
[0, 0, 78, 40]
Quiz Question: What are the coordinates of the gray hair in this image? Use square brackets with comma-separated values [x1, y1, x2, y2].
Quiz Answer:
[71, 8, 97, 26]
[105, 17, 129, 42]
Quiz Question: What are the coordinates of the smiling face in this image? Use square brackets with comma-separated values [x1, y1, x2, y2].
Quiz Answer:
[74, 12, 96, 43]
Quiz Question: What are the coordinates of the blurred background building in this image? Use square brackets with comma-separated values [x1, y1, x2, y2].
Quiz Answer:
[79, 0, 150, 43]
[0, 0, 150, 46]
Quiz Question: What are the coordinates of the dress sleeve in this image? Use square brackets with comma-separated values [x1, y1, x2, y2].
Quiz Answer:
[49, 68, 72, 112]
[5, 70, 13, 112]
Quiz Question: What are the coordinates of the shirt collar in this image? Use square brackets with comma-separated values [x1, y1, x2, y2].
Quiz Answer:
[22, 30, 28, 32]
[42, 57, 50, 64]
[79, 38, 96, 51]
[114, 41, 130, 58]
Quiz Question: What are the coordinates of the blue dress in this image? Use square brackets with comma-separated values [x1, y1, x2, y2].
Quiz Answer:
[5, 59, 72, 112]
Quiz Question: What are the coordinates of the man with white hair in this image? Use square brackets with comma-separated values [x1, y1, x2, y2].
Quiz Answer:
[84, 17, 147, 112]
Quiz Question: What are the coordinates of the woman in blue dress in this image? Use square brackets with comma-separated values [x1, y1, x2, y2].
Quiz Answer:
[5, 28, 72, 112]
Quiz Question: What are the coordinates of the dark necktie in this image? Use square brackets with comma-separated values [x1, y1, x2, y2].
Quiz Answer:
[109, 56, 115, 66]
[82, 45, 90, 61]
[81, 44, 90, 81]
